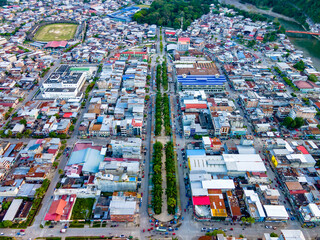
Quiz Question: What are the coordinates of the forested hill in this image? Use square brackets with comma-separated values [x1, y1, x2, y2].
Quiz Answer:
[133, 0, 218, 30]
[240, 0, 320, 25]
[0, 0, 7, 6]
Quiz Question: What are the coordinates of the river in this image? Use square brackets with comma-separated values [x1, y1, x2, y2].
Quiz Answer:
[273, 18, 320, 70]
[223, 0, 320, 70]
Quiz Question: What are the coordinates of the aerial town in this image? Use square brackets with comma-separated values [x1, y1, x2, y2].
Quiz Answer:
[0, 0, 319, 240]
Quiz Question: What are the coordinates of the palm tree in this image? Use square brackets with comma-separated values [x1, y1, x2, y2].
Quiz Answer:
[167, 197, 176, 208]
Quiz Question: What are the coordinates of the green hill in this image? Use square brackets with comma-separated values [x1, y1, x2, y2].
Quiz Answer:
[0, 0, 7, 6]
[133, 0, 218, 30]
[240, 0, 320, 25]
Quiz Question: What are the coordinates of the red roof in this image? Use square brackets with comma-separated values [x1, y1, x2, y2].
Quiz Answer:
[87, 175, 95, 184]
[165, 31, 176, 35]
[121, 51, 147, 55]
[185, 104, 207, 109]
[0, 102, 14, 107]
[132, 119, 142, 127]
[294, 80, 314, 89]
[63, 112, 73, 118]
[73, 143, 102, 152]
[178, 37, 190, 43]
[290, 190, 307, 194]
[45, 41, 68, 48]
[297, 146, 309, 154]
[251, 172, 268, 177]
[193, 196, 211, 205]
[315, 102, 320, 109]
[104, 157, 140, 162]
[45, 199, 67, 221]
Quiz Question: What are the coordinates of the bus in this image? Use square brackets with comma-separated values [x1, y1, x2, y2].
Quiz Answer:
[156, 227, 167, 232]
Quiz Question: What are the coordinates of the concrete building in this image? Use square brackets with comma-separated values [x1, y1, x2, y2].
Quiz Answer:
[177, 37, 190, 52]
[3, 198, 23, 221]
[177, 74, 226, 93]
[42, 72, 86, 99]
[243, 190, 266, 222]
[263, 205, 289, 222]
[109, 195, 138, 222]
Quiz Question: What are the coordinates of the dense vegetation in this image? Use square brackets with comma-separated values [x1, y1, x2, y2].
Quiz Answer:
[71, 198, 95, 220]
[165, 142, 177, 214]
[163, 93, 171, 136]
[292, 0, 320, 23]
[282, 117, 305, 129]
[274, 67, 299, 91]
[293, 60, 305, 71]
[155, 92, 162, 136]
[162, 61, 168, 91]
[222, 4, 268, 22]
[156, 64, 162, 90]
[152, 141, 163, 214]
[239, 0, 310, 26]
[133, 0, 217, 29]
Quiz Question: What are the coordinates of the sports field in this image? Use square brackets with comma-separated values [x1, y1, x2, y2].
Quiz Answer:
[33, 23, 78, 42]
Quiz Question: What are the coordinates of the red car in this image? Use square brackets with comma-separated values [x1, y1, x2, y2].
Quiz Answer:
[143, 229, 145, 232]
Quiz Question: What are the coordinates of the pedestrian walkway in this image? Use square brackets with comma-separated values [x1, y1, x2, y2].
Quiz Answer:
[154, 133, 174, 222]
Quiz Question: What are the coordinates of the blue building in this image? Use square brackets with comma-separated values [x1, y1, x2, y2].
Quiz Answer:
[107, 6, 140, 22]
[177, 75, 226, 92]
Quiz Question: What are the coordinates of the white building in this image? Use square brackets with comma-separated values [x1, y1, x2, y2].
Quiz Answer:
[280, 230, 306, 240]
[263, 205, 289, 222]
[299, 203, 320, 223]
[42, 72, 86, 99]
[243, 189, 266, 221]
[3, 199, 23, 221]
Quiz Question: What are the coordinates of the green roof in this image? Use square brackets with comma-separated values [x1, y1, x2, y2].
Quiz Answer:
[70, 67, 90, 71]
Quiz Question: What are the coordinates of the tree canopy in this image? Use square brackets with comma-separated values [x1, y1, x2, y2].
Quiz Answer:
[239, 0, 308, 26]
[133, 0, 217, 29]
[0, 0, 6, 6]
[282, 117, 304, 129]
[293, 60, 306, 71]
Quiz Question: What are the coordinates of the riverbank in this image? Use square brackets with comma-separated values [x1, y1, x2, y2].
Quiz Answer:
[222, 0, 298, 23]
[221, 0, 320, 70]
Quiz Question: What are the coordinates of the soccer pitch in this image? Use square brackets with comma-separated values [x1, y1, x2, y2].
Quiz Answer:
[33, 23, 78, 42]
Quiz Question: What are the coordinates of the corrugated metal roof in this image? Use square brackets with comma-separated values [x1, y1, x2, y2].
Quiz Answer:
[185, 104, 207, 109]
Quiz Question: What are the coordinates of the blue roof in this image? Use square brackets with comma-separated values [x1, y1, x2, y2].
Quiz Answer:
[122, 74, 135, 80]
[129, 177, 136, 181]
[238, 51, 245, 59]
[67, 148, 104, 173]
[29, 144, 40, 151]
[3, 144, 15, 157]
[186, 149, 206, 156]
[177, 75, 226, 86]
[97, 116, 104, 123]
